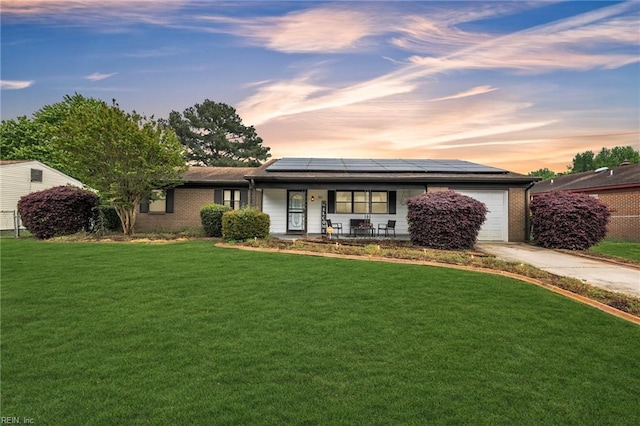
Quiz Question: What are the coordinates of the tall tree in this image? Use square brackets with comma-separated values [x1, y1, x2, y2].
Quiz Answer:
[527, 168, 557, 180]
[569, 146, 639, 173]
[55, 95, 187, 235]
[167, 99, 270, 166]
[594, 146, 640, 168]
[0, 94, 100, 176]
[569, 150, 595, 173]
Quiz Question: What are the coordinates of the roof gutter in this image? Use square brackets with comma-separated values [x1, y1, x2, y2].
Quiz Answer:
[249, 175, 539, 185]
[532, 182, 639, 194]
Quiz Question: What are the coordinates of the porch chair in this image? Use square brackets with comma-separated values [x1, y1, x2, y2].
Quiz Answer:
[327, 219, 342, 236]
[377, 220, 396, 237]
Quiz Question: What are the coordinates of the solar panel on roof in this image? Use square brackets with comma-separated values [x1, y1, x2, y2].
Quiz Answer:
[266, 158, 506, 173]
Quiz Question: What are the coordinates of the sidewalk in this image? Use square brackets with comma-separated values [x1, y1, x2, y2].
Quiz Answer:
[479, 243, 640, 298]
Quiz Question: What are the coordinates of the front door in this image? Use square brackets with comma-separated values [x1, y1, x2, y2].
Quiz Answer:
[287, 190, 306, 233]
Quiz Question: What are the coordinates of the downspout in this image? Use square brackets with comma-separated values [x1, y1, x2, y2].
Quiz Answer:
[249, 178, 256, 209]
[524, 181, 536, 242]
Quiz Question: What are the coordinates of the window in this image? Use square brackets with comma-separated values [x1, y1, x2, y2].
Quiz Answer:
[148, 190, 166, 213]
[336, 191, 352, 214]
[353, 191, 369, 214]
[224, 190, 242, 210]
[140, 189, 174, 214]
[214, 189, 248, 210]
[330, 191, 396, 214]
[30, 168, 43, 182]
[371, 191, 388, 214]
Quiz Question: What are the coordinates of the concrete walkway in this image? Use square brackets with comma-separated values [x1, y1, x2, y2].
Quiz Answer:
[480, 243, 640, 298]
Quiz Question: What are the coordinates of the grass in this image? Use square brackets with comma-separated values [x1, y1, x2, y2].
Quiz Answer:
[240, 237, 640, 316]
[589, 239, 640, 262]
[2, 239, 639, 424]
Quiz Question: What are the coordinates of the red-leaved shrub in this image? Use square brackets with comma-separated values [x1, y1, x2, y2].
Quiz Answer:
[530, 191, 610, 250]
[18, 186, 100, 239]
[407, 190, 488, 250]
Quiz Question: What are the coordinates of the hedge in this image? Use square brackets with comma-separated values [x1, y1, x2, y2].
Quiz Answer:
[201, 203, 232, 237]
[222, 208, 270, 241]
[18, 186, 100, 239]
[530, 191, 610, 250]
[407, 190, 487, 250]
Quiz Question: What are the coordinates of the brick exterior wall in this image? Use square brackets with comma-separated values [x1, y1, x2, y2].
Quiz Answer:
[582, 188, 640, 241]
[508, 187, 527, 242]
[135, 188, 215, 232]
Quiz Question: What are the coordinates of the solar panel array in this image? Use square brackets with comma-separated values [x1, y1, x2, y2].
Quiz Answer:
[266, 158, 506, 174]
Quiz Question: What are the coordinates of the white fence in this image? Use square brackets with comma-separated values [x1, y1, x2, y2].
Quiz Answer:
[1, 210, 23, 237]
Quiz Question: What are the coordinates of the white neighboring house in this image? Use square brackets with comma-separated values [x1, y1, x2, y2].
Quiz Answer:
[0, 160, 85, 230]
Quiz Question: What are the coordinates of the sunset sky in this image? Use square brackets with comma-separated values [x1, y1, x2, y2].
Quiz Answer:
[1, 0, 638, 174]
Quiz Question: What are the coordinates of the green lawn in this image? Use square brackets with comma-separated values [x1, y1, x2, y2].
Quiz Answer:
[2, 239, 639, 425]
[590, 239, 640, 262]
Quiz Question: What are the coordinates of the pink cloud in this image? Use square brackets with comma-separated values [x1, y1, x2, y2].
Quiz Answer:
[1, 80, 34, 90]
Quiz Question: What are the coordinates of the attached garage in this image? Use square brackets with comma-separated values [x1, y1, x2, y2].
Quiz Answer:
[456, 190, 508, 241]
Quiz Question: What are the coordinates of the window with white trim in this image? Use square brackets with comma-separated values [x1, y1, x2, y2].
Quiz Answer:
[332, 190, 394, 214]
[224, 190, 242, 210]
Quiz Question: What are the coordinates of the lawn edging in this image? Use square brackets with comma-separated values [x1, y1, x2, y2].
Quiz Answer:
[217, 243, 640, 325]
[557, 249, 640, 269]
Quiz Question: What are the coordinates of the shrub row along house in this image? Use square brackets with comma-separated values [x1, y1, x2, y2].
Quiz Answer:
[530, 162, 640, 242]
[136, 158, 540, 242]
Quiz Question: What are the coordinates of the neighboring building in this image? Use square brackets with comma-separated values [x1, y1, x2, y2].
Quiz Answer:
[530, 163, 640, 241]
[0, 160, 85, 230]
[135, 166, 256, 233]
[249, 158, 540, 242]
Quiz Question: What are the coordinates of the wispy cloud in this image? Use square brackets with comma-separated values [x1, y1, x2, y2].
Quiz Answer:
[123, 47, 178, 58]
[238, 68, 419, 125]
[1, 0, 186, 28]
[1, 80, 34, 90]
[409, 1, 639, 73]
[389, 2, 539, 55]
[243, 79, 273, 89]
[238, 1, 639, 128]
[193, 3, 536, 56]
[429, 86, 498, 102]
[85, 72, 117, 81]
[72, 86, 136, 93]
[196, 6, 386, 54]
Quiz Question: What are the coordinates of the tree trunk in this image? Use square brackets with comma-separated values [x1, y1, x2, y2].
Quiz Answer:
[115, 206, 137, 236]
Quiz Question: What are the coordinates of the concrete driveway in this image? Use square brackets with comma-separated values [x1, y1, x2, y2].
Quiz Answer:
[479, 243, 640, 298]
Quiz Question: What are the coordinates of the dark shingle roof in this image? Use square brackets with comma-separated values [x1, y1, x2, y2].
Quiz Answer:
[530, 163, 640, 194]
[182, 166, 257, 185]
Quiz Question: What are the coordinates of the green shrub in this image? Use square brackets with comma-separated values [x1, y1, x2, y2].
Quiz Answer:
[222, 208, 270, 241]
[95, 205, 122, 233]
[200, 203, 232, 237]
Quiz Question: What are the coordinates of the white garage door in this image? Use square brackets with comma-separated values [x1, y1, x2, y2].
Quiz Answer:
[456, 190, 508, 241]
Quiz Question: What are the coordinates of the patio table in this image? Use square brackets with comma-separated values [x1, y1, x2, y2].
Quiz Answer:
[351, 225, 374, 237]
